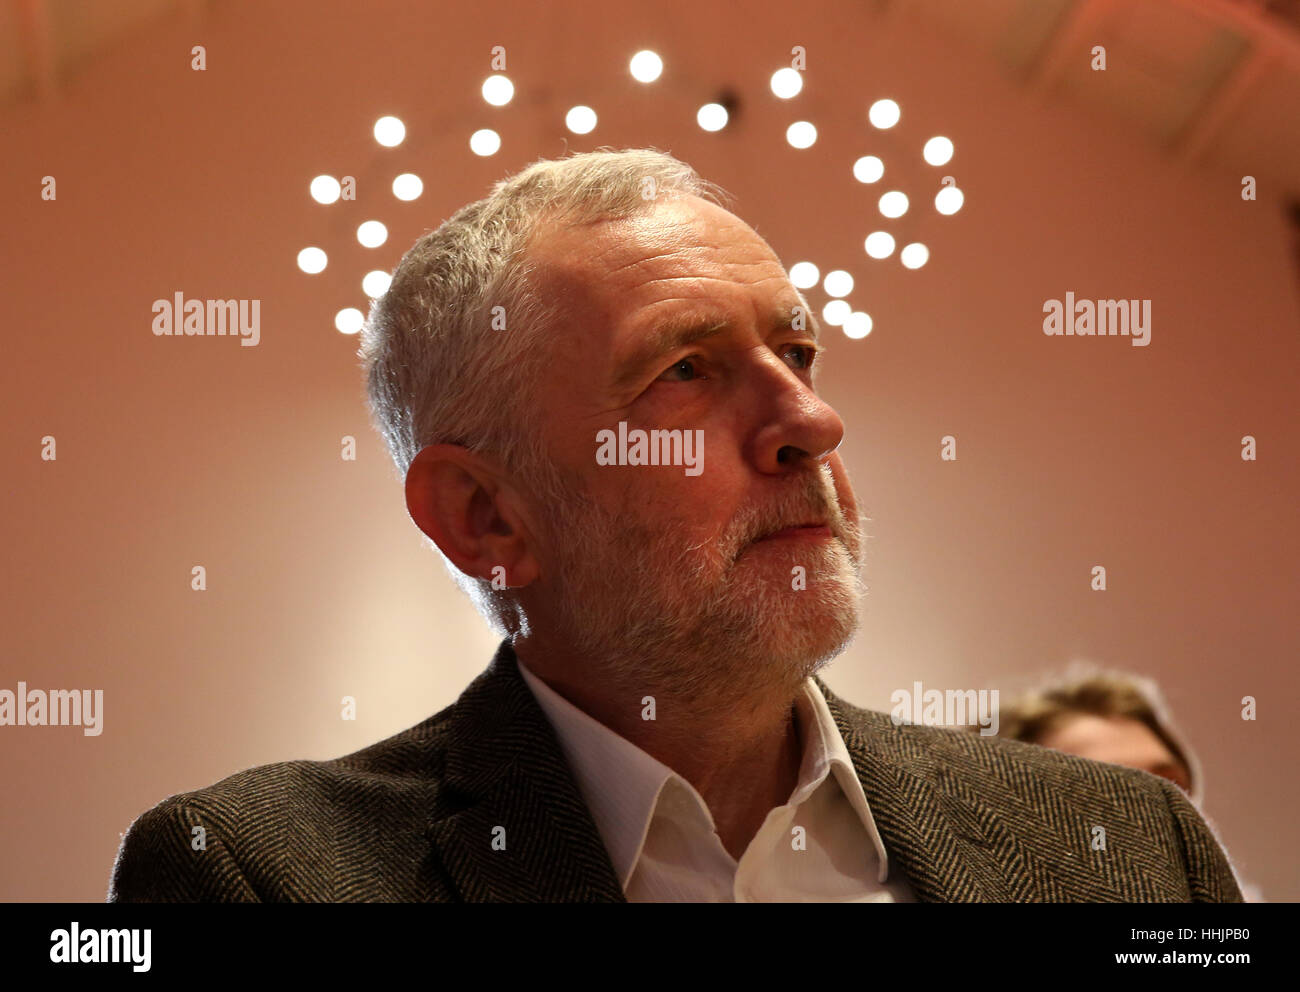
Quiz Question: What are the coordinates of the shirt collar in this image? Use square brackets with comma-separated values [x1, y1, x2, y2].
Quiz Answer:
[515, 654, 895, 889]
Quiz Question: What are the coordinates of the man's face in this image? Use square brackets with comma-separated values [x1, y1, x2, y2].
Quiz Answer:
[514, 194, 864, 699]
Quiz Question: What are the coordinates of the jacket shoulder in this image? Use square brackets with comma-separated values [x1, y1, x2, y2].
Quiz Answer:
[109, 703, 461, 902]
[831, 700, 1243, 901]
[828, 689, 1176, 799]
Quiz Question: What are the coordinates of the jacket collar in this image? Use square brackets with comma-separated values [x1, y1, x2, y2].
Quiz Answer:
[426, 641, 1005, 902]
[813, 674, 1010, 902]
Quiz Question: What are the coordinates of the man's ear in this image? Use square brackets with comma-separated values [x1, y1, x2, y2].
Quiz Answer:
[404, 444, 540, 589]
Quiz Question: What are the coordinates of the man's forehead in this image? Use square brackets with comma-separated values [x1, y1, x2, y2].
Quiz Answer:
[530, 197, 781, 291]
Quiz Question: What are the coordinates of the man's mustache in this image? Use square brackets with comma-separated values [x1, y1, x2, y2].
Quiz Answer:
[725, 470, 855, 563]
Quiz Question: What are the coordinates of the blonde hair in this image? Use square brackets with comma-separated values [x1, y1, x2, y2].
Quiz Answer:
[990, 664, 1202, 801]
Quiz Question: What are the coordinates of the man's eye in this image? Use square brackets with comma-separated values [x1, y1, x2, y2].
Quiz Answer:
[785, 345, 817, 370]
[657, 357, 700, 382]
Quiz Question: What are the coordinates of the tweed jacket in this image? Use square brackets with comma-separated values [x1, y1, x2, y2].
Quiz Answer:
[108, 640, 1243, 902]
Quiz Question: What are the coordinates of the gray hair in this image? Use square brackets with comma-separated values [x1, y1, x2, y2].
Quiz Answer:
[358, 147, 734, 636]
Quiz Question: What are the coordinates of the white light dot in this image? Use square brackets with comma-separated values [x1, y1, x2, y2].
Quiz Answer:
[357, 220, 388, 248]
[864, 231, 896, 259]
[852, 156, 884, 183]
[789, 261, 819, 289]
[566, 106, 597, 134]
[362, 270, 392, 298]
[310, 175, 341, 204]
[786, 121, 817, 149]
[296, 247, 327, 274]
[822, 299, 852, 326]
[374, 116, 406, 147]
[901, 243, 930, 269]
[923, 136, 954, 166]
[936, 185, 965, 215]
[824, 270, 854, 297]
[482, 75, 514, 106]
[770, 68, 803, 99]
[697, 103, 728, 132]
[629, 50, 663, 83]
[469, 129, 501, 156]
[868, 99, 900, 129]
[335, 308, 364, 335]
[392, 173, 423, 201]
[843, 312, 873, 339]
[879, 191, 909, 218]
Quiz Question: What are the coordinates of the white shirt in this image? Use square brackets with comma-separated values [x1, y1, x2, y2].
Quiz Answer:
[516, 656, 917, 903]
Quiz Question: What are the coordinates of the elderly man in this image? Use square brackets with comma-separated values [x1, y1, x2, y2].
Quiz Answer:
[109, 148, 1243, 902]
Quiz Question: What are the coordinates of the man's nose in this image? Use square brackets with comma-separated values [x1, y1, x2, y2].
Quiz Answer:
[744, 354, 845, 475]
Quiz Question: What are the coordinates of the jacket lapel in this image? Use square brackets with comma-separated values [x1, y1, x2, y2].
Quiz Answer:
[815, 675, 1011, 902]
[426, 642, 1008, 902]
[425, 641, 626, 902]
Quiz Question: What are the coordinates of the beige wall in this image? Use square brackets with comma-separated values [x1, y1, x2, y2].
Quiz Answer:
[1, 0, 1295, 901]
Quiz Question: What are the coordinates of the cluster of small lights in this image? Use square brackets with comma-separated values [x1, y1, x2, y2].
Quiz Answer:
[298, 114, 439, 333]
[470, 51, 671, 153]
[860, 232, 929, 264]
[302, 66, 963, 340]
[633, 50, 728, 133]
[473, 75, 510, 154]
[785, 96, 966, 337]
[814, 300, 870, 339]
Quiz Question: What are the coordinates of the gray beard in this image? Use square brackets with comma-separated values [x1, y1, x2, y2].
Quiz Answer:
[535, 464, 866, 717]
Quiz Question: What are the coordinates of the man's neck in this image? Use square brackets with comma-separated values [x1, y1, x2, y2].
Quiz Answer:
[513, 638, 806, 860]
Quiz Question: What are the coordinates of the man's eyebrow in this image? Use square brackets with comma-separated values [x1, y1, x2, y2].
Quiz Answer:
[611, 301, 822, 393]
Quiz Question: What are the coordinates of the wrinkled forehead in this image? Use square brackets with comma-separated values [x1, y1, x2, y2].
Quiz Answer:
[524, 196, 788, 346]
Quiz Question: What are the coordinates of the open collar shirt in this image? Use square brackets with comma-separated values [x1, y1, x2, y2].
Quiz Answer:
[516, 656, 917, 903]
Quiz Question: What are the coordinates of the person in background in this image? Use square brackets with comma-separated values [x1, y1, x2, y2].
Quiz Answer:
[988, 665, 1263, 900]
